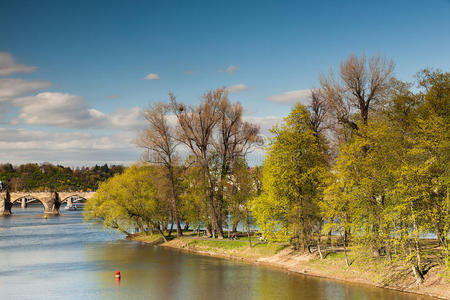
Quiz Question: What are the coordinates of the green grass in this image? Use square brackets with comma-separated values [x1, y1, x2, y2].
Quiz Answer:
[187, 239, 247, 250]
[181, 238, 287, 258]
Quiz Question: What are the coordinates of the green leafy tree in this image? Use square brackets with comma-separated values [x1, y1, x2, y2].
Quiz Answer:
[84, 164, 170, 241]
[252, 104, 329, 250]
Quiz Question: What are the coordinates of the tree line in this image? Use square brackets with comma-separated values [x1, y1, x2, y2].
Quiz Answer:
[0, 163, 124, 192]
[85, 55, 449, 283]
[253, 56, 448, 283]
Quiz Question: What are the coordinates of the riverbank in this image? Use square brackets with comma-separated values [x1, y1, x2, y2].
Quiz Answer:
[129, 233, 449, 299]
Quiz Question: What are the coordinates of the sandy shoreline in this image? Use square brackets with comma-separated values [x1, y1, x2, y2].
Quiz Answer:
[128, 235, 449, 299]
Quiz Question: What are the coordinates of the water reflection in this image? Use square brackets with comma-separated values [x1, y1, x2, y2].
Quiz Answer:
[0, 207, 432, 300]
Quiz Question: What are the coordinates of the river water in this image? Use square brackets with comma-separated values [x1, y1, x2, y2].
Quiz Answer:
[0, 206, 432, 300]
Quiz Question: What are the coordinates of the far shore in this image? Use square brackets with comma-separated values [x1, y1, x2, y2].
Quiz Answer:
[127, 233, 449, 300]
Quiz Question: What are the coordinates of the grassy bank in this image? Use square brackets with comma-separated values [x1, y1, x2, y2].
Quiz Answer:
[130, 233, 449, 299]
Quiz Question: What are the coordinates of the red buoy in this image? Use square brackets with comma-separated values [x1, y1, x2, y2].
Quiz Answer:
[115, 271, 121, 279]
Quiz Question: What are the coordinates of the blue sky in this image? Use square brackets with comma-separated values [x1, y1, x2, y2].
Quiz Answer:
[1, 0, 449, 165]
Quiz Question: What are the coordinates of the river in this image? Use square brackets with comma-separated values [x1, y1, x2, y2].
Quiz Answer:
[0, 206, 432, 300]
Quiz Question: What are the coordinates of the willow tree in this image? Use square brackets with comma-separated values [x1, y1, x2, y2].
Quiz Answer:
[252, 104, 329, 250]
[84, 164, 170, 241]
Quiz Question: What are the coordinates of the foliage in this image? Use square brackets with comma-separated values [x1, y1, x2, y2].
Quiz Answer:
[251, 104, 329, 250]
[321, 68, 449, 281]
[84, 164, 168, 238]
[0, 163, 123, 192]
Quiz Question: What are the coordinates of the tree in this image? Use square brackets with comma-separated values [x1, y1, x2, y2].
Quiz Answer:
[171, 91, 221, 237]
[171, 89, 260, 239]
[320, 54, 394, 131]
[84, 164, 170, 241]
[214, 95, 260, 238]
[252, 104, 329, 250]
[389, 70, 449, 282]
[137, 102, 184, 237]
[321, 69, 449, 283]
[179, 164, 209, 236]
[227, 159, 256, 239]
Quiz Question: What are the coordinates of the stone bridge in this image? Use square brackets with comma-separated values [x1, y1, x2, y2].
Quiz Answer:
[0, 191, 95, 215]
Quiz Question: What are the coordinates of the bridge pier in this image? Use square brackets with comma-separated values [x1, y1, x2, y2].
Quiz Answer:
[21, 198, 27, 208]
[43, 192, 61, 215]
[0, 191, 12, 215]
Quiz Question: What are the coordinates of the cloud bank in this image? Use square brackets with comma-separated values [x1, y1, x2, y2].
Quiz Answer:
[0, 128, 139, 166]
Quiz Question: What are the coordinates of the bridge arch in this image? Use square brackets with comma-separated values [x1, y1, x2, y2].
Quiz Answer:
[60, 194, 87, 204]
[11, 195, 49, 211]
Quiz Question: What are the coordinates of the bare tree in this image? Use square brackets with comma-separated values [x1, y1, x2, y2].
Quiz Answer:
[308, 89, 328, 134]
[170, 89, 260, 239]
[170, 90, 222, 238]
[320, 54, 394, 130]
[137, 103, 183, 237]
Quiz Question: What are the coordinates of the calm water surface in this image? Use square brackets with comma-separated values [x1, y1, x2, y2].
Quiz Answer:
[0, 207, 432, 300]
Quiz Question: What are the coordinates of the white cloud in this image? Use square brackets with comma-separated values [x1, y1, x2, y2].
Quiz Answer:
[226, 84, 249, 93]
[145, 73, 159, 80]
[0, 78, 52, 101]
[12, 92, 144, 130]
[109, 107, 145, 129]
[243, 116, 283, 136]
[0, 53, 37, 76]
[267, 89, 312, 104]
[225, 65, 239, 73]
[184, 71, 194, 75]
[12, 92, 106, 128]
[0, 128, 139, 166]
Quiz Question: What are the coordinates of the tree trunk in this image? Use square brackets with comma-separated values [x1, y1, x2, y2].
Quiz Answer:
[157, 225, 168, 243]
[412, 265, 424, 285]
[206, 172, 222, 239]
[343, 242, 350, 267]
[206, 224, 212, 238]
[411, 203, 423, 276]
[344, 229, 349, 247]
[247, 224, 252, 248]
[317, 235, 323, 260]
[168, 164, 183, 237]
[113, 223, 132, 236]
[168, 221, 174, 238]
